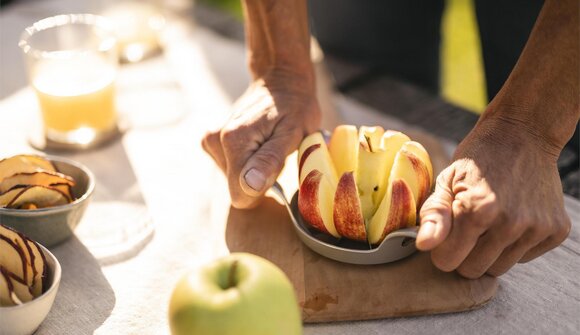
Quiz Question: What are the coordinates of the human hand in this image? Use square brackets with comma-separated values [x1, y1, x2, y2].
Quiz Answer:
[416, 117, 571, 278]
[202, 73, 321, 209]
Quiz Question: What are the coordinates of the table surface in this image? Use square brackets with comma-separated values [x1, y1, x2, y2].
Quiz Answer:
[1, 1, 579, 334]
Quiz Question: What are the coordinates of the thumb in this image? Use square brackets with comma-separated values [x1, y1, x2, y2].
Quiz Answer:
[239, 134, 297, 199]
[416, 166, 455, 251]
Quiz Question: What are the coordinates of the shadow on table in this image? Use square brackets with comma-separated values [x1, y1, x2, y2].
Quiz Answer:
[37, 236, 115, 334]
[43, 138, 155, 265]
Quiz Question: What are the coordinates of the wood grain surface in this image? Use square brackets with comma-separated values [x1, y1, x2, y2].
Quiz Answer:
[225, 197, 498, 323]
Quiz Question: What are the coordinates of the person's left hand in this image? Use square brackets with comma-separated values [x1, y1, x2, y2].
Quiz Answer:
[416, 117, 571, 278]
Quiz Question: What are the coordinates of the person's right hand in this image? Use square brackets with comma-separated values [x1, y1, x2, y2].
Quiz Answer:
[202, 72, 321, 209]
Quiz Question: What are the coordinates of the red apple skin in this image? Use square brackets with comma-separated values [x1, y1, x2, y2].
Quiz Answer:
[298, 169, 331, 235]
[405, 151, 432, 209]
[375, 179, 416, 244]
[298, 144, 320, 178]
[333, 172, 366, 241]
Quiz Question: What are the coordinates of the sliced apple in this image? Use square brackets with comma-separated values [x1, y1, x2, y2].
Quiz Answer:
[4, 270, 34, 304]
[0, 268, 18, 306]
[6, 185, 70, 209]
[390, 146, 432, 208]
[0, 155, 56, 183]
[297, 125, 434, 245]
[26, 239, 47, 297]
[372, 131, 411, 205]
[333, 172, 366, 241]
[298, 132, 338, 186]
[0, 171, 75, 194]
[356, 126, 389, 219]
[368, 179, 417, 245]
[0, 187, 25, 207]
[328, 125, 359, 177]
[0, 225, 35, 287]
[0, 225, 47, 302]
[401, 141, 434, 188]
[0, 236, 28, 281]
[298, 170, 340, 238]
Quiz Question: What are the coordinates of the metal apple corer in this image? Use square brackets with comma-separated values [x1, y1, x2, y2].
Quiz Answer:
[270, 182, 418, 265]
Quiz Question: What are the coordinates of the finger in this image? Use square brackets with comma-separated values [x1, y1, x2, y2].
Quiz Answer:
[430, 185, 498, 272]
[221, 119, 300, 209]
[220, 124, 262, 208]
[240, 131, 300, 197]
[201, 129, 227, 172]
[456, 223, 525, 279]
[519, 218, 571, 263]
[486, 229, 545, 277]
[416, 167, 454, 251]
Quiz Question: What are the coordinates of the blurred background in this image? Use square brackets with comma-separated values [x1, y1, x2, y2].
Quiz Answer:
[199, 0, 487, 114]
[0, 0, 488, 114]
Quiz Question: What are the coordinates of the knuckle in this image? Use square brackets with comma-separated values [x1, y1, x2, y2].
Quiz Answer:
[486, 264, 508, 277]
[201, 130, 220, 149]
[553, 217, 572, 244]
[220, 127, 240, 144]
[253, 148, 284, 172]
[431, 251, 458, 273]
[457, 263, 485, 279]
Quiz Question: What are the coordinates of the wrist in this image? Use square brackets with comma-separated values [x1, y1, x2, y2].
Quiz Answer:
[473, 108, 564, 160]
[256, 64, 316, 96]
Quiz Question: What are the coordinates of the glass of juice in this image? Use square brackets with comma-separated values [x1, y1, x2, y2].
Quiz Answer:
[19, 14, 119, 149]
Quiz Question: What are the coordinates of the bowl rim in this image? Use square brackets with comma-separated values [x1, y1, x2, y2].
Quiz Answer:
[0, 243, 62, 310]
[0, 155, 95, 215]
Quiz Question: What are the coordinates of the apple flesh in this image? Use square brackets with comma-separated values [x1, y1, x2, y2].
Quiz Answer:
[3, 185, 70, 209]
[0, 155, 56, 183]
[0, 224, 47, 306]
[169, 253, 302, 335]
[297, 126, 433, 244]
[0, 154, 77, 209]
[0, 171, 75, 194]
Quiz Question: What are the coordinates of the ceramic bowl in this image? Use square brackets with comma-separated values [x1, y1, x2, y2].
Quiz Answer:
[0, 244, 62, 335]
[0, 156, 95, 247]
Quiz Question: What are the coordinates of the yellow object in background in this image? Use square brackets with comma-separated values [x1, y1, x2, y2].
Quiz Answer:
[441, 0, 487, 114]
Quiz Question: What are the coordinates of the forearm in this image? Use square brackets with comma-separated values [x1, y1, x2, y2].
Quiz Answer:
[481, 0, 579, 154]
[242, 0, 314, 89]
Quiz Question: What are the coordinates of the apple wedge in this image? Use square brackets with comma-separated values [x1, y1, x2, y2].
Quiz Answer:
[0, 225, 35, 286]
[4, 269, 34, 304]
[298, 132, 338, 186]
[0, 268, 20, 306]
[0, 224, 47, 306]
[390, 144, 432, 208]
[0, 171, 75, 194]
[328, 125, 359, 177]
[333, 172, 366, 241]
[4, 185, 70, 209]
[355, 126, 388, 219]
[368, 179, 417, 245]
[0, 225, 46, 296]
[298, 170, 340, 238]
[0, 155, 56, 183]
[0, 235, 28, 282]
[0, 187, 24, 207]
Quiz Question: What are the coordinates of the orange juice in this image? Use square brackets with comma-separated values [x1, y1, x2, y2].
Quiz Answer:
[32, 55, 117, 139]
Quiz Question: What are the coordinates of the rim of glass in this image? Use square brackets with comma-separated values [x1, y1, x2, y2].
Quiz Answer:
[19, 13, 116, 60]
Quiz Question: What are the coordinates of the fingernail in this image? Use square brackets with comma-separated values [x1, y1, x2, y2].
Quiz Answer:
[244, 168, 266, 192]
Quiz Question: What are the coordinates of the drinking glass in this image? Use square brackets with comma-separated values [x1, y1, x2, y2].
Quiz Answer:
[19, 14, 119, 149]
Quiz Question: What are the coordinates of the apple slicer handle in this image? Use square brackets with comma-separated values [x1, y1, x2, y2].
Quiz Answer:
[270, 182, 300, 225]
[270, 182, 290, 209]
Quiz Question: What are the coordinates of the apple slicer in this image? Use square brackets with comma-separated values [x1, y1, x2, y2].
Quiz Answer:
[270, 182, 419, 265]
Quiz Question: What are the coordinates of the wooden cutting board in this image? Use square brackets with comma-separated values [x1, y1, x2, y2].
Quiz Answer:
[225, 197, 498, 323]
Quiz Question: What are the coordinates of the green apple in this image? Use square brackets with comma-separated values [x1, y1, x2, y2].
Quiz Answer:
[168, 253, 302, 335]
